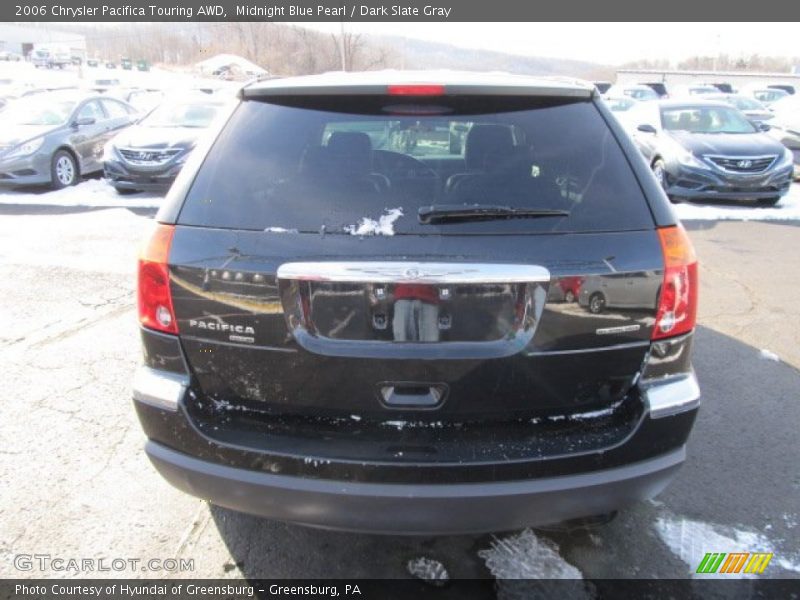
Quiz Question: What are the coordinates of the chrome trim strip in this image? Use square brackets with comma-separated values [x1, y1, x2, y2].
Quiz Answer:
[277, 262, 550, 284]
[702, 154, 777, 174]
[642, 371, 701, 419]
[132, 366, 189, 411]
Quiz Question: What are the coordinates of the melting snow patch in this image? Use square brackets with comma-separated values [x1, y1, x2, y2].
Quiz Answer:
[673, 186, 800, 222]
[406, 557, 449, 587]
[264, 227, 299, 233]
[0, 179, 162, 208]
[655, 513, 800, 577]
[344, 208, 404, 236]
[479, 529, 583, 579]
[759, 349, 781, 362]
[382, 420, 407, 430]
[350, 415, 362, 422]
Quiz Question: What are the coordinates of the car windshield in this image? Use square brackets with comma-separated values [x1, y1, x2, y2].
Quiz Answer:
[625, 88, 657, 100]
[178, 95, 653, 235]
[605, 97, 636, 111]
[727, 96, 764, 111]
[143, 101, 222, 128]
[661, 106, 757, 134]
[753, 89, 788, 103]
[3, 98, 76, 126]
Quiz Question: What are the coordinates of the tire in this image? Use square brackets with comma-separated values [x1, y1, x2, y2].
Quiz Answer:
[588, 292, 606, 314]
[50, 150, 78, 189]
[114, 186, 140, 195]
[758, 197, 780, 207]
[564, 289, 576, 303]
[651, 158, 668, 191]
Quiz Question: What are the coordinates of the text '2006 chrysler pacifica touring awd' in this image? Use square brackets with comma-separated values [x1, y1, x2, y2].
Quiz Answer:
[133, 71, 700, 534]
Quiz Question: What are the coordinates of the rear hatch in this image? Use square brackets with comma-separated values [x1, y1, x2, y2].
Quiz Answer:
[168, 90, 663, 423]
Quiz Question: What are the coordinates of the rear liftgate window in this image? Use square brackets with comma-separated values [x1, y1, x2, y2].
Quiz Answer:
[178, 95, 653, 234]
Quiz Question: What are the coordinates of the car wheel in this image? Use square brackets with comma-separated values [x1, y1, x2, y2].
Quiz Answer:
[114, 186, 140, 195]
[652, 159, 668, 190]
[758, 197, 780, 207]
[564, 290, 576, 303]
[588, 292, 606, 314]
[51, 150, 78, 189]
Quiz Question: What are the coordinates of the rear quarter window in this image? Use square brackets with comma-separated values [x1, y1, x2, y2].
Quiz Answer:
[178, 95, 654, 234]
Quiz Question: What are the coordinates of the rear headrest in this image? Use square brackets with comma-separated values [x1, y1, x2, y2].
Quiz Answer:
[322, 131, 374, 174]
[465, 124, 515, 170]
[327, 131, 372, 159]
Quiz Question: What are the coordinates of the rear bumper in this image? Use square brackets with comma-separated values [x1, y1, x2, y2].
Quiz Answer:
[134, 353, 700, 532]
[146, 439, 685, 535]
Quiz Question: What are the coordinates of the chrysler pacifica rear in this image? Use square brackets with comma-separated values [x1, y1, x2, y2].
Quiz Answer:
[132, 72, 700, 534]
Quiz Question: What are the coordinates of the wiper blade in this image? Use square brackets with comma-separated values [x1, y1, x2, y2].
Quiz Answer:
[418, 204, 570, 224]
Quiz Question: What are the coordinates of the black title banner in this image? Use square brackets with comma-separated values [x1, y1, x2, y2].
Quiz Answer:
[6, 0, 800, 22]
[4, 579, 800, 599]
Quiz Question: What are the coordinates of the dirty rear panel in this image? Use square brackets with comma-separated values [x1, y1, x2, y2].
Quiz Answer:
[170, 229, 662, 420]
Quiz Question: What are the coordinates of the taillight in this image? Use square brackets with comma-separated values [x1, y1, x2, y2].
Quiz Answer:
[138, 223, 177, 334]
[387, 84, 445, 96]
[653, 225, 698, 340]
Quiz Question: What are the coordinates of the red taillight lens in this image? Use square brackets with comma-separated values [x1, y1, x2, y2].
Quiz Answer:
[653, 225, 698, 340]
[387, 84, 445, 96]
[137, 223, 177, 334]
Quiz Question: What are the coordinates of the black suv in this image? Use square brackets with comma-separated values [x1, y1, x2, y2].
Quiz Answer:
[133, 72, 700, 534]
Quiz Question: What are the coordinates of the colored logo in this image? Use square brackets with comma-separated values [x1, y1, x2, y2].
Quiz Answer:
[696, 552, 773, 574]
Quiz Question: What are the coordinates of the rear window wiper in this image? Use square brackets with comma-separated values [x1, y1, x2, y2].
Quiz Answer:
[418, 204, 570, 224]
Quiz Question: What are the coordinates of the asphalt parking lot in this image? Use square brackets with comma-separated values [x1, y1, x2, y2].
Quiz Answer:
[0, 189, 799, 587]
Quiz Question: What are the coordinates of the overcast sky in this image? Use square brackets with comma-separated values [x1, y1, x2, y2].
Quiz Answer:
[296, 22, 799, 65]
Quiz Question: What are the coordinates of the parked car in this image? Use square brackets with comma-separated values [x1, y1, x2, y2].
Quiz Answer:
[0, 50, 22, 61]
[670, 84, 720, 98]
[579, 272, 661, 314]
[593, 81, 612, 94]
[605, 84, 659, 101]
[767, 95, 800, 179]
[739, 85, 789, 106]
[708, 82, 734, 94]
[704, 94, 774, 123]
[106, 61, 117, 69]
[628, 100, 794, 205]
[121, 57, 133, 70]
[767, 84, 796, 96]
[132, 71, 701, 534]
[640, 82, 669, 98]
[0, 91, 138, 189]
[603, 95, 638, 111]
[89, 78, 121, 93]
[86, 58, 100, 68]
[104, 95, 232, 194]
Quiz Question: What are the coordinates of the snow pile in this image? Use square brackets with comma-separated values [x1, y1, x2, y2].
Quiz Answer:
[673, 185, 800, 222]
[344, 208, 404, 236]
[479, 529, 583, 579]
[264, 227, 299, 233]
[406, 557, 449, 586]
[0, 179, 162, 209]
[759, 349, 781, 362]
[655, 513, 800, 577]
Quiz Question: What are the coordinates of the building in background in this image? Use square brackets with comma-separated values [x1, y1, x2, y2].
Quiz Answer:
[616, 68, 800, 90]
